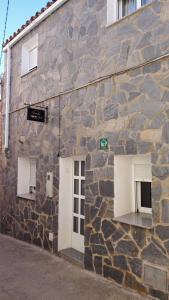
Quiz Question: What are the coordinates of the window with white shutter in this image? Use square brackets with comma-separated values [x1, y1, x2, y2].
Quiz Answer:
[21, 34, 38, 75]
[114, 154, 152, 218]
[133, 160, 152, 213]
[17, 157, 36, 198]
[29, 159, 36, 194]
[107, 0, 152, 25]
[29, 47, 38, 71]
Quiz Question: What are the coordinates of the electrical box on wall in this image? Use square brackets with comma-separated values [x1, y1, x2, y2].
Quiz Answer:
[49, 232, 54, 242]
[46, 172, 53, 198]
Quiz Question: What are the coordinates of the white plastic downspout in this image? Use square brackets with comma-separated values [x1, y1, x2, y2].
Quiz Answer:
[5, 46, 11, 149]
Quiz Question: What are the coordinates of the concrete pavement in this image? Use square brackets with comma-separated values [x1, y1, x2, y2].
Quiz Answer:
[0, 234, 154, 300]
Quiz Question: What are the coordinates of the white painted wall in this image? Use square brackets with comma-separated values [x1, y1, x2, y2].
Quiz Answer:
[58, 157, 73, 251]
[17, 157, 30, 195]
[114, 154, 152, 218]
[114, 156, 133, 218]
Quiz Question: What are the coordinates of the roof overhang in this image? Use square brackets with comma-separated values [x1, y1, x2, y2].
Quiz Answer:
[3, 0, 69, 52]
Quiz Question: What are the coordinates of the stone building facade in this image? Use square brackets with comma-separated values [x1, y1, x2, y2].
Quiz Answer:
[1, 0, 169, 299]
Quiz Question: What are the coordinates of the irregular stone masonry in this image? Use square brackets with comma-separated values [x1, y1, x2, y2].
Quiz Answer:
[1, 0, 169, 299]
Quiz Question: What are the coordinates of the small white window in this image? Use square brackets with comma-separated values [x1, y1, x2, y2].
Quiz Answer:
[29, 47, 38, 71]
[135, 181, 151, 213]
[29, 159, 36, 194]
[107, 0, 151, 25]
[133, 162, 152, 213]
[21, 34, 38, 75]
[17, 157, 36, 197]
[114, 154, 152, 218]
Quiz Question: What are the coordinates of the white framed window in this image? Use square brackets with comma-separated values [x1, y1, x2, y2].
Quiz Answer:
[114, 154, 152, 218]
[133, 162, 152, 213]
[107, 0, 152, 25]
[21, 34, 38, 75]
[29, 47, 38, 71]
[17, 157, 36, 197]
[135, 181, 151, 213]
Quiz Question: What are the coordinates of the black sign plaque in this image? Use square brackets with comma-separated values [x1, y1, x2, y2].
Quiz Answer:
[27, 107, 46, 123]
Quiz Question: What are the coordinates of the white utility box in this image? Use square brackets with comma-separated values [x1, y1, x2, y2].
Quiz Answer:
[46, 172, 53, 198]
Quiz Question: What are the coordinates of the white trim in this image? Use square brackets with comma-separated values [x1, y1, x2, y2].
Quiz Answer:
[107, 0, 118, 26]
[72, 158, 85, 253]
[21, 34, 38, 76]
[3, 0, 69, 52]
[58, 157, 73, 251]
[135, 181, 152, 214]
[107, 0, 152, 24]
[137, 0, 142, 9]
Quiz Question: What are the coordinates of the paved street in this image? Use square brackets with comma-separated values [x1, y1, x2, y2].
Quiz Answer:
[0, 234, 152, 300]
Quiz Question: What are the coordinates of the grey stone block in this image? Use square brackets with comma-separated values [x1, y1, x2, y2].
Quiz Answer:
[128, 258, 142, 278]
[149, 288, 168, 300]
[162, 122, 169, 144]
[101, 219, 116, 239]
[99, 180, 114, 197]
[144, 264, 167, 291]
[126, 139, 137, 155]
[103, 265, 124, 285]
[161, 199, 169, 223]
[114, 255, 128, 271]
[141, 242, 169, 266]
[93, 152, 107, 168]
[116, 240, 139, 257]
[104, 103, 118, 121]
[156, 225, 169, 241]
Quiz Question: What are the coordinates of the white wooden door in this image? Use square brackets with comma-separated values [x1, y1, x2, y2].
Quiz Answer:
[71, 160, 85, 253]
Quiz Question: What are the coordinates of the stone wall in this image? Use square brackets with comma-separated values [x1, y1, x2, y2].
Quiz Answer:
[7, 0, 169, 111]
[2, 58, 169, 299]
[1, 0, 169, 299]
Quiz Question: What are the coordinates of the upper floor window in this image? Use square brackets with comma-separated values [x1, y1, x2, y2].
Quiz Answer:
[21, 34, 38, 76]
[107, 0, 152, 25]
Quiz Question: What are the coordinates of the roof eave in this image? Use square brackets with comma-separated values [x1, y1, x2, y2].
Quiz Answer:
[3, 0, 69, 51]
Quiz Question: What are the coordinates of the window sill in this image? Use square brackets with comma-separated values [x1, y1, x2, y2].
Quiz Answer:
[113, 212, 153, 229]
[17, 194, 36, 201]
[21, 66, 38, 78]
[106, 2, 152, 28]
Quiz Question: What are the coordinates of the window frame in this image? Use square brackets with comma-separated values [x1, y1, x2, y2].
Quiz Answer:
[17, 157, 36, 199]
[114, 154, 152, 218]
[28, 46, 38, 71]
[72, 159, 85, 237]
[107, 0, 152, 26]
[21, 34, 38, 76]
[135, 181, 152, 214]
[132, 161, 152, 214]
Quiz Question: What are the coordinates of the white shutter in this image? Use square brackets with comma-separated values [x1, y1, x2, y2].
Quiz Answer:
[30, 160, 36, 187]
[29, 47, 37, 70]
[107, 0, 118, 25]
[134, 164, 151, 181]
[17, 157, 30, 194]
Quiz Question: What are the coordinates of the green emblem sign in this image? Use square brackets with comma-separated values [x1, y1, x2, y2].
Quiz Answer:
[100, 138, 108, 150]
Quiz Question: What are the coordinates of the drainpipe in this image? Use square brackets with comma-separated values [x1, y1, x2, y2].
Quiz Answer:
[4, 46, 11, 150]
